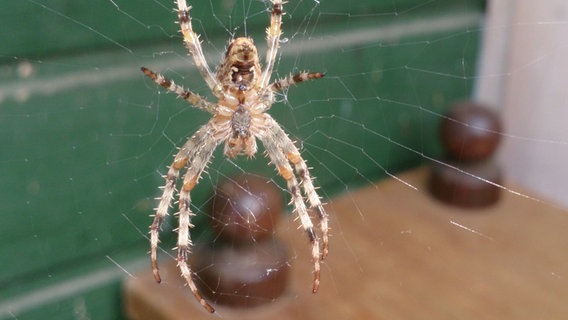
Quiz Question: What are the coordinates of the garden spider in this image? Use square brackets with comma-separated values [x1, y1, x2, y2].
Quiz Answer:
[142, 0, 328, 313]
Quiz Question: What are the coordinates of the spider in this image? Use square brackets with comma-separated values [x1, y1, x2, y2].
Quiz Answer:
[142, 0, 329, 313]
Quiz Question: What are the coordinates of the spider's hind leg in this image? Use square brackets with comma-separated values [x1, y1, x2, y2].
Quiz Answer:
[261, 0, 285, 89]
[175, 0, 222, 96]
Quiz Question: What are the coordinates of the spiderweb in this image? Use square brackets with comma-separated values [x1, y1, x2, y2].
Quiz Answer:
[1, 0, 568, 319]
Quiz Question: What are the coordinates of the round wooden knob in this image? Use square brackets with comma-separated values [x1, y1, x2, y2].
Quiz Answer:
[210, 174, 283, 242]
[194, 239, 289, 308]
[441, 102, 501, 162]
[429, 160, 501, 208]
[430, 101, 502, 208]
[194, 174, 289, 309]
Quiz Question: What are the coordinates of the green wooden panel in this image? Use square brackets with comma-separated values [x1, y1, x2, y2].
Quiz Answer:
[1, 0, 482, 59]
[0, 0, 484, 318]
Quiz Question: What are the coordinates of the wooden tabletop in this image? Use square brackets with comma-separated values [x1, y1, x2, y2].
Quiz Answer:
[124, 167, 568, 319]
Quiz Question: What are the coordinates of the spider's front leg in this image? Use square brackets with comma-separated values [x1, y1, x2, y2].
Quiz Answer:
[258, 114, 324, 293]
[150, 125, 210, 282]
[149, 124, 219, 313]
[280, 138, 329, 260]
[176, 128, 220, 313]
[261, 115, 329, 258]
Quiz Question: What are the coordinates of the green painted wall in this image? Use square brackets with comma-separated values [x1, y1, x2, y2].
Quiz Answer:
[0, 0, 483, 318]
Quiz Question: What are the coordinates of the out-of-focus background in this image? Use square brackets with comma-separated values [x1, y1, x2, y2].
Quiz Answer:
[2, 0, 568, 319]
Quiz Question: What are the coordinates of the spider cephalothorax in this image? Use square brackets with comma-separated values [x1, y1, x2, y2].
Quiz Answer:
[142, 0, 328, 313]
[225, 104, 256, 158]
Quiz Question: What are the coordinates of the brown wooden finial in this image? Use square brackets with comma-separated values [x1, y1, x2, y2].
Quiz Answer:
[193, 174, 290, 308]
[429, 101, 502, 208]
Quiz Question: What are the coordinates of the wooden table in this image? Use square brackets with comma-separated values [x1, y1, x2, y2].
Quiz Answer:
[124, 167, 568, 319]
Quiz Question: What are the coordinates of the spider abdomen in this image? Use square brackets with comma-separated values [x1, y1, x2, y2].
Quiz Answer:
[219, 37, 262, 92]
[231, 62, 256, 91]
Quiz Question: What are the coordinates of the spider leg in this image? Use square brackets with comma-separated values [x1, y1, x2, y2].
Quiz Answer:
[260, 115, 329, 259]
[141, 67, 216, 114]
[260, 0, 284, 89]
[150, 125, 212, 284]
[255, 71, 325, 114]
[278, 131, 329, 260]
[270, 71, 325, 92]
[176, 0, 222, 97]
[258, 114, 322, 293]
[177, 126, 220, 313]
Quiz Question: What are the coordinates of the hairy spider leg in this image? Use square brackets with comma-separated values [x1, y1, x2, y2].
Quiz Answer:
[270, 71, 326, 92]
[176, 0, 223, 97]
[149, 124, 218, 312]
[176, 126, 221, 313]
[141, 67, 216, 114]
[258, 114, 322, 293]
[261, 0, 284, 90]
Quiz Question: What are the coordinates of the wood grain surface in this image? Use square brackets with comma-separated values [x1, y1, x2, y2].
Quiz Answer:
[124, 167, 568, 319]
